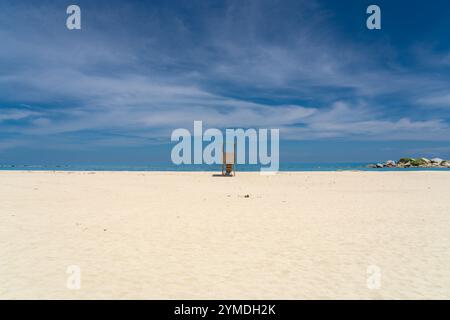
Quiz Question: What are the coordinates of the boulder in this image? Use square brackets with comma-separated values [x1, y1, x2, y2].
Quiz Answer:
[421, 158, 431, 164]
[431, 158, 444, 164]
[441, 161, 450, 168]
[397, 161, 411, 168]
[367, 164, 377, 168]
[385, 160, 396, 167]
[376, 163, 384, 168]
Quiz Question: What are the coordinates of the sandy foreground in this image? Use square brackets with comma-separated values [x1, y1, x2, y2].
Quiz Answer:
[0, 171, 449, 299]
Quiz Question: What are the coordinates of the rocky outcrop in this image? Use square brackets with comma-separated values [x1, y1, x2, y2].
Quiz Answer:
[369, 157, 450, 169]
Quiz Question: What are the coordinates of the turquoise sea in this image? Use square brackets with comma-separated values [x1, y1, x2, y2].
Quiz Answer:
[1, 162, 450, 172]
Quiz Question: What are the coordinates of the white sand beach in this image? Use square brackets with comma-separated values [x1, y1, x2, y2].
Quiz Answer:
[1, 171, 449, 299]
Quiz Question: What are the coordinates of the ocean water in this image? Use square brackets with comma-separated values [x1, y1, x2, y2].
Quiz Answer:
[1, 162, 450, 172]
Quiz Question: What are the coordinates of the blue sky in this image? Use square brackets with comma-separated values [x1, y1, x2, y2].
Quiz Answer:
[1, 0, 450, 164]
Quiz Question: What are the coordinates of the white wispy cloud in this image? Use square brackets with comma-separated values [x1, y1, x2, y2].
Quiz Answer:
[417, 93, 450, 108]
[0, 109, 40, 122]
[0, 0, 449, 152]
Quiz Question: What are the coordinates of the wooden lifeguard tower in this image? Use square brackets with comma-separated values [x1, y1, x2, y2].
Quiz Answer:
[221, 143, 236, 176]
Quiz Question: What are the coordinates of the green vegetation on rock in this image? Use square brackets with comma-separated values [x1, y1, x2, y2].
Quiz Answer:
[398, 158, 414, 164]
[410, 158, 428, 166]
